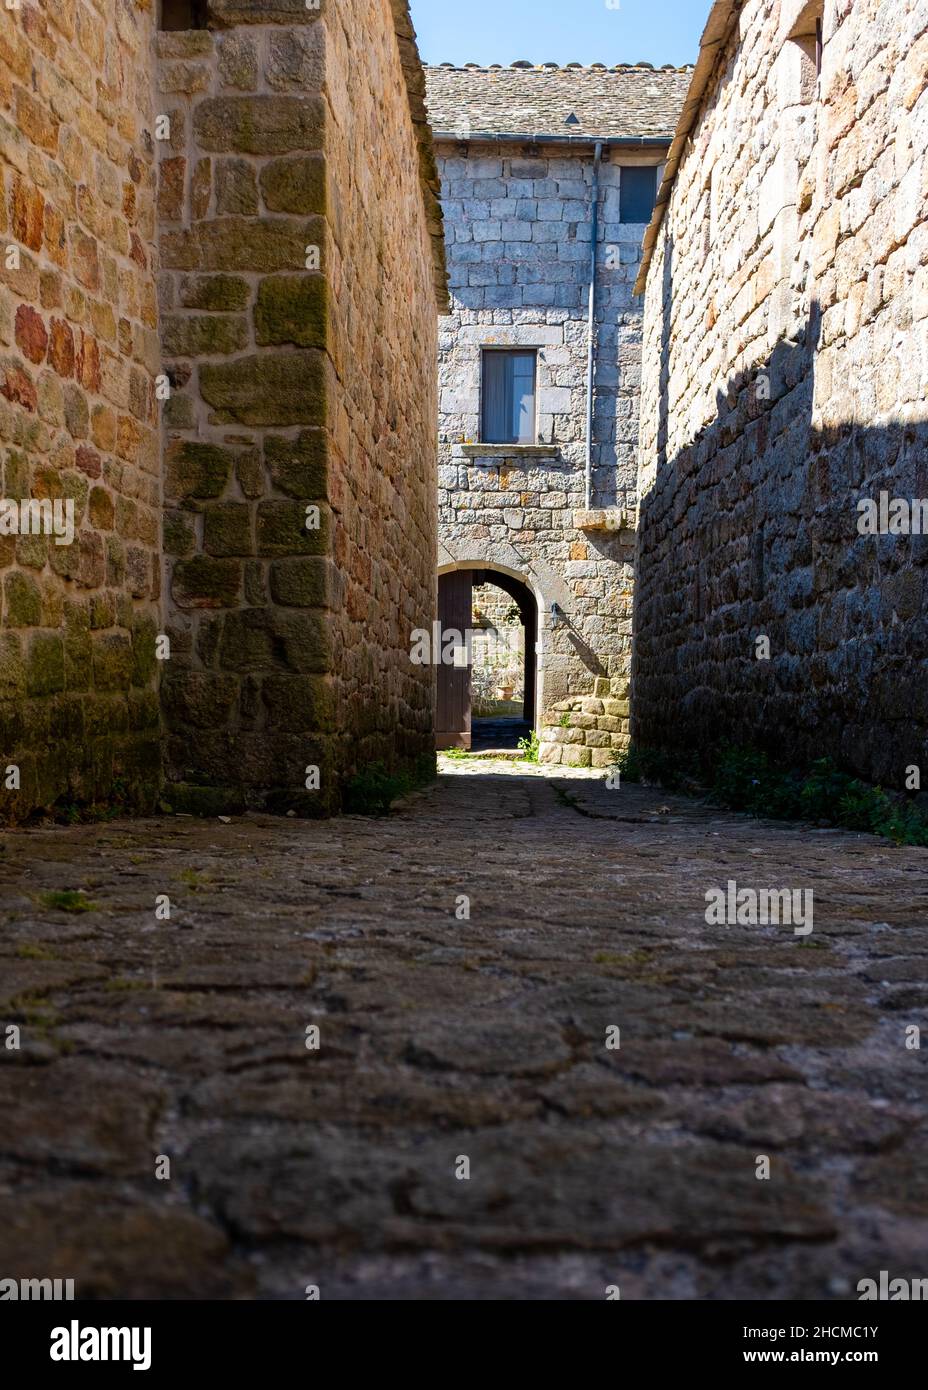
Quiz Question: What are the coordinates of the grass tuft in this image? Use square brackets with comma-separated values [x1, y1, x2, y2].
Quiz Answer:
[612, 744, 928, 847]
[518, 729, 540, 763]
[39, 889, 100, 913]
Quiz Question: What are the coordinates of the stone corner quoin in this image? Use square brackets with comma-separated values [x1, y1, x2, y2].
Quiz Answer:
[0, 0, 444, 821]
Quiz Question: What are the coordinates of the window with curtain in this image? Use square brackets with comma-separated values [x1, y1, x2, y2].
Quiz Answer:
[481, 350, 537, 444]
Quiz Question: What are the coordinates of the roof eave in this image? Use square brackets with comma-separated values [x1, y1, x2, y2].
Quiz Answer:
[391, 1, 450, 313]
[633, 0, 744, 296]
[431, 131, 675, 147]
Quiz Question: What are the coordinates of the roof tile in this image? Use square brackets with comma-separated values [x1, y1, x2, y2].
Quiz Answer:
[424, 63, 692, 141]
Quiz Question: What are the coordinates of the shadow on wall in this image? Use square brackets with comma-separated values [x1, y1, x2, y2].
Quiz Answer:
[564, 623, 608, 680]
[632, 287, 928, 790]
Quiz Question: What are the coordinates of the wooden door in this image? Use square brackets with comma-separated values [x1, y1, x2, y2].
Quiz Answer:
[436, 570, 472, 749]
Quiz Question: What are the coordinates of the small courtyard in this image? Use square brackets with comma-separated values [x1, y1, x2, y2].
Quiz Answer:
[1, 761, 925, 1299]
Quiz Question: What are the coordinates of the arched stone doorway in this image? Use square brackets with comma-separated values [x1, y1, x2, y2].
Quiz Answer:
[436, 565, 539, 751]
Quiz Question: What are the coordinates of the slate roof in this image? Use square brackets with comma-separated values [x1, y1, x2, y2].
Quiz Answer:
[423, 62, 693, 142]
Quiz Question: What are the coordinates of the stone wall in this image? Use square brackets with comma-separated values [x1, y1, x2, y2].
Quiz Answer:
[0, 0, 161, 823]
[436, 141, 662, 746]
[635, 0, 928, 787]
[472, 582, 519, 629]
[157, 0, 444, 814]
[539, 678, 630, 768]
[322, 0, 444, 787]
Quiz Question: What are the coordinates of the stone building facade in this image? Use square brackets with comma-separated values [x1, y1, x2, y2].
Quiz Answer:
[635, 0, 928, 787]
[425, 62, 689, 762]
[0, 0, 445, 822]
[1, 0, 161, 822]
[157, 0, 445, 814]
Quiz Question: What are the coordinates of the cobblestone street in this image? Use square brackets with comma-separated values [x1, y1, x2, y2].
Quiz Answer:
[1, 760, 926, 1300]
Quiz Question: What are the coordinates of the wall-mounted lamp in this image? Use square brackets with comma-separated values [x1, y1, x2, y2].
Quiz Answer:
[550, 602, 565, 630]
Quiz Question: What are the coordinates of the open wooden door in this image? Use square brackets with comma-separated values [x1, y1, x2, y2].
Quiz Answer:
[436, 570, 472, 749]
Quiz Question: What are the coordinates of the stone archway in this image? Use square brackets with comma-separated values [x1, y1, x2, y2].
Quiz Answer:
[436, 558, 546, 750]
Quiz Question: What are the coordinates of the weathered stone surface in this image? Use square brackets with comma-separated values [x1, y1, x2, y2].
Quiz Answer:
[0, 1185, 246, 1299]
[268, 556, 330, 607]
[0, 1061, 160, 1174]
[93, 634, 134, 692]
[193, 97, 325, 156]
[161, 314, 249, 358]
[178, 274, 250, 312]
[4, 572, 43, 627]
[259, 155, 326, 214]
[10, 175, 45, 251]
[266, 27, 325, 91]
[154, 0, 441, 814]
[172, 555, 242, 609]
[197, 217, 324, 273]
[206, 0, 322, 23]
[48, 319, 76, 378]
[1, 769, 926, 1297]
[200, 351, 327, 426]
[264, 429, 327, 497]
[162, 671, 239, 729]
[191, 158, 212, 220]
[26, 632, 65, 696]
[256, 500, 327, 556]
[156, 32, 214, 60]
[634, 0, 928, 789]
[0, 0, 161, 823]
[217, 33, 258, 90]
[215, 158, 259, 216]
[217, 607, 329, 673]
[0, 633, 26, 700]
[159, 59, 211, 95]
[254, 275, 326, 348]
[14, 305, 48, 364]
[204, 504, 253, 557]
[158, 156, 186, 222]
[261, 673, 334, 730]
[165, 440, 235, 501]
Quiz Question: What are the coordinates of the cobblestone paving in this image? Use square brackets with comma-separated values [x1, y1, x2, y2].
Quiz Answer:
[1, 760, 926, 1300]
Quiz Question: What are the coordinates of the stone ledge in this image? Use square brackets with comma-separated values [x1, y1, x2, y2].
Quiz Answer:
[457, 443, 561, 459]
[574, 508, 635, 532]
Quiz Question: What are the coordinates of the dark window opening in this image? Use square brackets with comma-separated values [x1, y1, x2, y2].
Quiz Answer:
[159, 0, 209, 30]
[789, 1, 825, 96]
[481, 350, 537, 445]
[619, 165, 658, 224]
